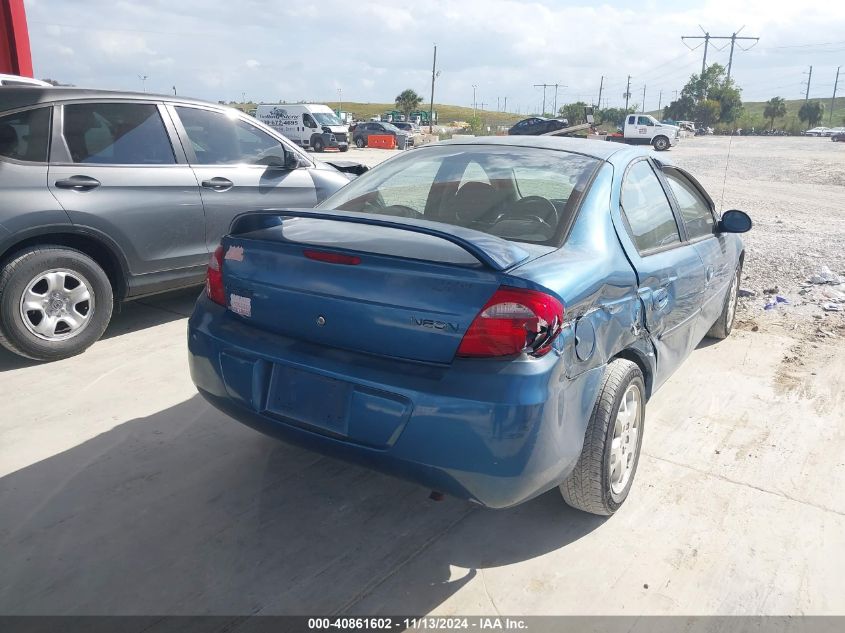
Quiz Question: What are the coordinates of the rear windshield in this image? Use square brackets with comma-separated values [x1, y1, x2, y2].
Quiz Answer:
[318, 144, 601, 245]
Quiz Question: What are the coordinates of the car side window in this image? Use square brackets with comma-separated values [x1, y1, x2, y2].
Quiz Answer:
[621, 161, 681, 253]
[303, 114, 317, 129]
[0, 106, 51, 162]
[664, 171, 715, 240]
[175, 107, 286, 166]
[62, 103, 175, 165]
[637, 116, 653, 126]
[628, 116, 636, 125]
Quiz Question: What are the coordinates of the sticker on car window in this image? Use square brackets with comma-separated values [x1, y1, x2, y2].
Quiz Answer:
[229, 294, 252, 317]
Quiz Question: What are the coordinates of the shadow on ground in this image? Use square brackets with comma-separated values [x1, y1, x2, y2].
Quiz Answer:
[0, 395, 604, 615]
[0, 287, 200, 373]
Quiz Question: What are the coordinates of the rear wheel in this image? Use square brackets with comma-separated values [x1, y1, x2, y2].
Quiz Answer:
[706, 264, 741, 340]
[355, 136, 366, 148]
[560, 359, 646, 516]
[652, 136, 670, 151]
[0, 246, 114, 361]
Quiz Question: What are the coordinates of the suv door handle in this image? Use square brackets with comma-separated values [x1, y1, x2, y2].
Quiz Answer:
[55, 176, 101, 191]
[201, 177, 234, 192]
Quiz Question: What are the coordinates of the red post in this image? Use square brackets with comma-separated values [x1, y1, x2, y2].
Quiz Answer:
[0, 0, 34, 77]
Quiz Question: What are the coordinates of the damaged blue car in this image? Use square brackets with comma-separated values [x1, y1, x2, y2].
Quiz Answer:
[187, 137, 751, 515]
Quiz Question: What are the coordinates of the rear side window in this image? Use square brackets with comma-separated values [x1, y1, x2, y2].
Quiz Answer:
[63, 103, 175, 164]
[664, 171, 715, 239]
[621, 161, 681, 252]
[0, 107, 51, 162]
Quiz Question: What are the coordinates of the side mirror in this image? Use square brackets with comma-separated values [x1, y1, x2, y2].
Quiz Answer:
[284, 152, 303, 170]
[719, 209, 752, 233]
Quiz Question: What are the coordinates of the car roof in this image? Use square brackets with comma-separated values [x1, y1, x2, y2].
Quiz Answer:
[0, 86, 227, 113]
[435, 135, 639, 162]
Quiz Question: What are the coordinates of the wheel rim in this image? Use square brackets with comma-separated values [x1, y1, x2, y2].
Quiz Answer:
[726, 270, 739, 329]
[19, 268, 95, 341]
[609, 384, 641, 495]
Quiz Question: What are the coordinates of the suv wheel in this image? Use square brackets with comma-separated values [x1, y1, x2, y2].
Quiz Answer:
[312, 137, 325, 152]
[355, 136, 366, 148]
[0, 246, 114, 361]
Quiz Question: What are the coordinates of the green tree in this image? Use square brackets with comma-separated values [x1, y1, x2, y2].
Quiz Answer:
[763, 97, 787, 130]
[557, 101, 589, 124]
[798, 101, 825, 127]
[662, 64, 743, 125]
[597, 106, 635, 127]
[395, 89, 423, 118]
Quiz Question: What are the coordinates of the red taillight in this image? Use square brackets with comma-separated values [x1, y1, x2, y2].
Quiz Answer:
[457, 287, 564, 358]
[205, 245, 225, 306]
[303, 249, 361, 265]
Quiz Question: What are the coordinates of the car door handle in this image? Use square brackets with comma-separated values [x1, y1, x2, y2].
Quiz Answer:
[55, 176, 101, 191]
[201, 177, 234, 192]
[653, 287, 669, 310]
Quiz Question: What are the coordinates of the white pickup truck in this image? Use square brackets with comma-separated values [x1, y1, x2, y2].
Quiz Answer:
[606, 114, 680, 151]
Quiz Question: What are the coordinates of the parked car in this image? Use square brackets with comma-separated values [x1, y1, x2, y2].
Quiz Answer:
[351, 121, 407, 148]
[803, 127, 829, 136]
[0, 87, 357, 361]
[187, 136, 751, 515]
[0, 74, 51, 87]
[829, 128, 845, 142]
[508, 117, 570, 136]
[391, 121, 422, 147]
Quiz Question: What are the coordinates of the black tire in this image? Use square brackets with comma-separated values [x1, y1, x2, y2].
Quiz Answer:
[560, 359, 646, 516]
[0, 246, 114, 361]
[652, 136, 670, 151]
[706, 264, 741, 340]
[312, 137, 325, 152]
[339, 145, 349, 152]
[355, 136, 366, 148]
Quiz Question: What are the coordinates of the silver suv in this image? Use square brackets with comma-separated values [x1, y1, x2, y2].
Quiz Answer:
[0, 88, 354, 361]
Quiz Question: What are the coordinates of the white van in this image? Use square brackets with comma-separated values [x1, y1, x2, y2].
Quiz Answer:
[255, 103, 349, 152]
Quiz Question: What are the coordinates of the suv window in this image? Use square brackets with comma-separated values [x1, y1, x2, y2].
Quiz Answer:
[664, 171, 715, 239]
[621, 161, 680, 252]
[63, 103, 175, 164]
[175, 107, 286, 165]
[0, 106, 50, 162]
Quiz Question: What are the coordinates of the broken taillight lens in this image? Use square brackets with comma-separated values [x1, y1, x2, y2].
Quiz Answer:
[456, 287, 564, 358]
[205, 245, 225, 306]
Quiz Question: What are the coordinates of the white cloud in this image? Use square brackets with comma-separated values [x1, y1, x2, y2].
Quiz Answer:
[245, 59, 260, 69]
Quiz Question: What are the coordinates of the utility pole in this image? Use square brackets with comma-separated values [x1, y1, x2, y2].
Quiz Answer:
[534, 83, 548, 115]
[337, 88, 342, 114]
[553, 83, 562, 115]
[472, 84, 477, 117]
[623, 75, 631, 113]
[804, 66, 813, 102]
[497, 97, 500, 111]
[428, 44, 437, 134]
[172, 85, 176, 96]
[503, 96, 507, 112]
[657, 90, 662, 116]
[831, 66, 841, 124]
[642, 84, 647, 113]
[683, 26, 759, 80]
[596, 75, 604, 109]
[479, 102, 487, 111]
[138, 74, 148, 92]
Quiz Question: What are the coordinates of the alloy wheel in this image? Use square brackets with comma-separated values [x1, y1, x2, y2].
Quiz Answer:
[19, 268, 95, 341]
[609, 384, 642, 495]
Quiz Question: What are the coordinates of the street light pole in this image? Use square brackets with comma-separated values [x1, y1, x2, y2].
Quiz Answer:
[138, 75, 148, 92]
[429, 44, 437, 134]
[472, 84, 477, 117]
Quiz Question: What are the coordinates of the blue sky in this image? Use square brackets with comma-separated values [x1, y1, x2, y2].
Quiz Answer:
[24, 0, 845, 112]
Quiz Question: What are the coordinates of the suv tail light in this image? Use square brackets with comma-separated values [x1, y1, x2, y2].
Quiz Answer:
[457, 287, 564, 358]
[205, 245, 225, 306]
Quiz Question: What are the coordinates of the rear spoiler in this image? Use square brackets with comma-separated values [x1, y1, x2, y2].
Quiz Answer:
[228, 209, 530, 271]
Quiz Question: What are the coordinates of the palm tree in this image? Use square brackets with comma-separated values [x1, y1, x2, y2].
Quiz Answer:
[763, 97, 786, 131]
[798, 101, 824, 128]
[395, 89, 423, 118]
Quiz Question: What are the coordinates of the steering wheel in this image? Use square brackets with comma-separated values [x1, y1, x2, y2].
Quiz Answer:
[378, 204, 424, 219]
[501, 196, 558, 229]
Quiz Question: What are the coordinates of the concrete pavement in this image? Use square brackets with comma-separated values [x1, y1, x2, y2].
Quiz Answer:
[1, 289, 843, 615]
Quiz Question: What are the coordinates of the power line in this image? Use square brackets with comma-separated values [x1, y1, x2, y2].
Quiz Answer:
[682, 25, 759, 80]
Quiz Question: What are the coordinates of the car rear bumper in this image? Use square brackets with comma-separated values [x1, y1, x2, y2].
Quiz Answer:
[188, 296, 603, 508]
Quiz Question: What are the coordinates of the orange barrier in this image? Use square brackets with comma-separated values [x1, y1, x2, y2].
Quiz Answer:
[368, 134, 396, 149]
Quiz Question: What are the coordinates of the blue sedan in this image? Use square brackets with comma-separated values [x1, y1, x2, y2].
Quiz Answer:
[187, 137, 750, 515]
